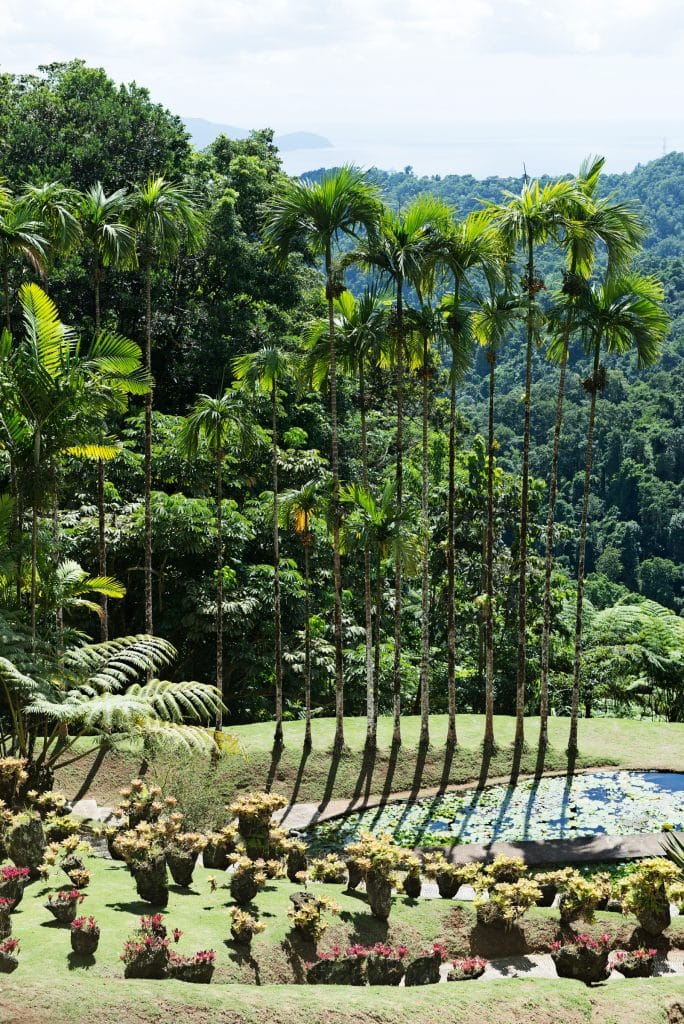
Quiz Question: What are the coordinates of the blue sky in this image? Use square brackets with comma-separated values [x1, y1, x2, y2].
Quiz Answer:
[2, 0, 683, 175]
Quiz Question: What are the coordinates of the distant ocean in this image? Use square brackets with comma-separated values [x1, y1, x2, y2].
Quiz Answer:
[279, 121, 684, 179]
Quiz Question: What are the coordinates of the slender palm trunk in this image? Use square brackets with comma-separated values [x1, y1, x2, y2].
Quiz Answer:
[30, 427, 41, 643]
[446, 371, 457, 746]
[538, 332, 571, 749]
[326, 251, 345, 752]
[392, 278, 404, 747]
[52, 491, 63, 648]
[303, 539, 312, 750]
[374, 555, 384, 714]
[484, 350, 496, 750]
[272, 381, 284, 749]
[359, 361, 376, 749]
[568, 346, 602, 755]
[216, 445, 224, 734]
[419, 333, 430, 748]
[515, 231, 535, 749]
[143, 258, 153, 635]
[4, 264, 10, 332]
[93, 257, 110, 641]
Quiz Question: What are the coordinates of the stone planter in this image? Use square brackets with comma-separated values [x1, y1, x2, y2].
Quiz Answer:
[0, 912, 11, 940]
[636, 903, 670, 936]
[0, 877, 26, 909]
[6, 817, 46, 879]
[123, 946, 169, 979]
[230, 924, 256, 946]
[203, 839, 230, 871]
[306, 957, 366, 986]
[169, 960, 215, 984]
[558, 897, 591, 927]
[166, 849, 197, 888]
[44, 898, 81, 925]
[551, 946, 610, 985]
[0, 952, 18, 974]
[404, 954, 441, 986]
[345, 859, 364, 891]
[131, 855, 169, 907]
[367, 955, 405, 986]
[237, 817, 270, 861]
[447, 966, 486, 981]
[613, 954, 656, 979]
[535, 884, 556, 908]
[106, 830, 126, 862]
[71, 929, 99, 956]
[402, 873, 422, 899]
[230, 871, 259, 906]
[366, 870, 392, 921]
[435, 872, 461, 899]
[476, 902, 510, 929]
[287, 848, 308, 884]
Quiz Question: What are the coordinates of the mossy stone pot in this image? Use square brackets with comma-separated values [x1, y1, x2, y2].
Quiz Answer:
[166, 849, 196, 888]
[365, 870, 392, 922]
[306, 957, 365, 986]
[229, 871, 258, 906]
[169, 960, 214, 984]
[6, 817, 46, 878]
[131, 855, 169, 907]
[0, 952, 18, 974]
[551, 946, 610, 985]
[366, 955, 405, 986]
[404, 954, 441, 986]
[44, 897, 81, 925]
[71, 929, 100, 955]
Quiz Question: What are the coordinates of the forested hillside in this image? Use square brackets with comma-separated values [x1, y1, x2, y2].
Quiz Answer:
[0, 60, 681, 746]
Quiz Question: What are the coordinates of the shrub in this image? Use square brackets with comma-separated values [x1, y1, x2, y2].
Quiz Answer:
[474, 878, 541, 927]
[484, 855, 527, 884]
[619, 858, 681, 935]
[309, 854, 347, 884]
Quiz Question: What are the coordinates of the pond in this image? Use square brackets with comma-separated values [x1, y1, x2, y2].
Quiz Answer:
[305, 771, 684, 852]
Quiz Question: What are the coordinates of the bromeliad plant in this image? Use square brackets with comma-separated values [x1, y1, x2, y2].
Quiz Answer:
[228, 855, 268, 906]
[484, 855, 527, 885]
[202, 824, 238, 870]
[44, 887, 86, 924]
[618, 858, 681, 935]
[0, 937, 20, 974]
[448, 956, 488, 981]
[229, 907, 266, 945]
[551, 933, 611, 985]
[120, 916, 170, 979]
[168, 948, 216, 984]
[424, 851, 481, 899]
[228, 793, 287, 860]
[548, 868, 610, 924]
[474, 878, 541, 928]
[288, 892, 340, 942]
[70, 916, 100, 955]
[309, 854, 347, 884]
[611, 947, 658, 978]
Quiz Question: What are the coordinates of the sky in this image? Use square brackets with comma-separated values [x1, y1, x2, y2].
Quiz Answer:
[2, 0, 683, 177]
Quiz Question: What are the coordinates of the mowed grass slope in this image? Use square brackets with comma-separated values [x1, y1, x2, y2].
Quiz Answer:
[55, 715, 684, 812]
[4, 853, 684, 1024]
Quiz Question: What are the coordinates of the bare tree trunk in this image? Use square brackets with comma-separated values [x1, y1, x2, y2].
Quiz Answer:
[392, 278, 404, 748]
[374, 558, 383, 723]
[326, 253, 345, 752]
[446, 372, 457, 746]
[515, 231, 535, 750]
[419, 333, 430, 748]
[94, 257, 109, 641]
[568, 347, 602, 755]
[3, 264, 10, 332]
[52, 491, 63, 647]
[272, 381, 284, 749]
[216, 445, 224, 735]
[143, 259, 153, 635]
[484, 350, 496, 750]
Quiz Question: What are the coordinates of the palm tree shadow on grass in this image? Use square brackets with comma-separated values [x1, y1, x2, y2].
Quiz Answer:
[265, 741, 284, 794]
[278, 744, 311, 825]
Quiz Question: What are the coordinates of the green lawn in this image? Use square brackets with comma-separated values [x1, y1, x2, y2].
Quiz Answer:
[55, 715, 684, 819]
[4, 853, 684, 1024]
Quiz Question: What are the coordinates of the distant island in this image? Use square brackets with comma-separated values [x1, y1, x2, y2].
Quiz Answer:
[184, 117, 332, 152]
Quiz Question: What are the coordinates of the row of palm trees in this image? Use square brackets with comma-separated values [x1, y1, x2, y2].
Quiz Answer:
[255, 157, 668, 755]
[1, 158, 669, 761]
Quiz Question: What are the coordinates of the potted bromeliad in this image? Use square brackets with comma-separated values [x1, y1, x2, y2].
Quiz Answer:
[168, 948, 216, 984]
[228, 855, 268, 906]
[551, 933, 611, 985]
[120, 916, 171, 979]
[448, 956, 488, 981]
[611, 947, 658, 978]
[229, 793, 287, 861]
[202, 824, 238, 870]
[0, 937, 20, 974]
[0, 865, 29, 908]
[474, 877, 541, 929]
[165, 831, 206, 888]
[404, 942, 448, 987]
[230, 907, 266, 946]
[423, 852, 480, 900]
[117, 824, 169, 907]
[0, 897, 14, 939]
[44, 888, 86, 924]
[619, 859, 681, 936]
[288, 891, 339, 943]
[345, 831, 405, 921]
[70, 916, 100, 955]
[366, 943, 409, 986]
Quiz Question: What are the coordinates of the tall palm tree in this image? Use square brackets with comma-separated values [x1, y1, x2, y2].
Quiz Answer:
[0, 186, 47, 330]
[438, 212, 504, 746]
[263, 166, 380, 751]
[348, 196, 452, 746]
[0, 283, 149, 640]
[472, 290, 525, 750]
[537, 157, 646, 751]
[128, 176, 204, 635]
[21, 182, 81, 271]
[341, 479, 421, 740]
[279, 479, 325, 750]
[567, 272, 668, 754]
[233, 345, 291, 748]
[302, 286, 389, 748]
[178, 390, 256, 737]
[78, 182, 138, 640]
[482, 176, 586, 749]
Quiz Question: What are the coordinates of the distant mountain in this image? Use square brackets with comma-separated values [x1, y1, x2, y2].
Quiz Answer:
[184, 118, 332, 152]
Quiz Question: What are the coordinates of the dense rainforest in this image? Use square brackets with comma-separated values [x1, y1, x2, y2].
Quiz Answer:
[0, 61, 682, 770]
